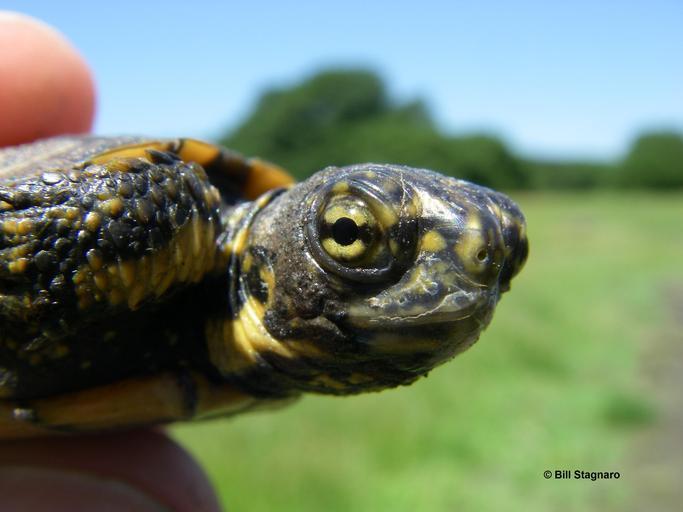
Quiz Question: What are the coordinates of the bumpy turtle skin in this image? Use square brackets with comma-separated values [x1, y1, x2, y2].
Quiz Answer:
[0, 137, 527, 437]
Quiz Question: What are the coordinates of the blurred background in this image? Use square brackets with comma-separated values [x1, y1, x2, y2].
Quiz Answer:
[6, 1, 683, 510]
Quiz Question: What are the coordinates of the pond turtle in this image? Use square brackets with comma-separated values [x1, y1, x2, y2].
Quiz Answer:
[0, 137, 528, 438]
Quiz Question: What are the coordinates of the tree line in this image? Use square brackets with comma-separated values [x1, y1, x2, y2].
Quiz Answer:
[221, 70, 683, 190]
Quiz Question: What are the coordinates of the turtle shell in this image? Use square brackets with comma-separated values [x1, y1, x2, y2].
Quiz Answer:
[0, 137, 293, 437]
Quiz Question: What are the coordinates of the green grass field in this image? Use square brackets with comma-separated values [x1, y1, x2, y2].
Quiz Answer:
[173, 192, 683, 512]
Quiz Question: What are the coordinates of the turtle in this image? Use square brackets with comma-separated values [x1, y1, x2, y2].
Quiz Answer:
[0, 136, 528, 438]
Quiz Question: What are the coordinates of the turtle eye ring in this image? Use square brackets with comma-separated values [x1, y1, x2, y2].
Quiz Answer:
[318, 194, 379, 265]
[306, 170, 419, 283]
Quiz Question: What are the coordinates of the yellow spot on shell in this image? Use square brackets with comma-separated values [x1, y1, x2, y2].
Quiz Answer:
[420, 230, 446, 252]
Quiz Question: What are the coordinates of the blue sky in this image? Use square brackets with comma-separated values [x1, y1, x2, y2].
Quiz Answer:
[5, 1, 682, 160]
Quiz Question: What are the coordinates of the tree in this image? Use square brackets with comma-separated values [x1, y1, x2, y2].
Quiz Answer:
[617, 131, 683, 188]
[222, 69, 526, 187]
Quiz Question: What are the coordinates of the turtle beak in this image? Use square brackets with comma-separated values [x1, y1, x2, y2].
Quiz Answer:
[347, 257, 496, 329]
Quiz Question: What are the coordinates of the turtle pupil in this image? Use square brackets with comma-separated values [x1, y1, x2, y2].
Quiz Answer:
[332, 217, 359, 246]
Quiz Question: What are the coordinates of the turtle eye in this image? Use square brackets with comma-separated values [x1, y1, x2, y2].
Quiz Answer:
[332, 217, 359, 245]
[319, 195, 379, 264]
[307, 172, 419, 283]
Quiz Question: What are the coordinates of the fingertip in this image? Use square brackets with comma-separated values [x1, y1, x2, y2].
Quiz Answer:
[0, 12, 96, 147]
[0, 430, 222, 512]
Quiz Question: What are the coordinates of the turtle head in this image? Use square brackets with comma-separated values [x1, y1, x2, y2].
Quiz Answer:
[216, 164, 528, 396]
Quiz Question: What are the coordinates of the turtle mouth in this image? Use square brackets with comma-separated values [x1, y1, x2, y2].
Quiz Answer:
[347, 289, 493, 328]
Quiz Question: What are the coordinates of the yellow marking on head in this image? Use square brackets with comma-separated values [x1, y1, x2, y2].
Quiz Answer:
[0, 201, 12, 212]
[420, 230, 446, 252]
[488, 201, 502, 220]
[405, 195, 421, 217]
[516, 219, 527, 241]
[242, 252, 253, 273]
[332, 181, 349, 194]
[373, 203, 398, 227]
[259, 266, 276, 301]
[382, 178, 399, 192]
[455, 225, 487, 274]
[466, 213, 482, 231]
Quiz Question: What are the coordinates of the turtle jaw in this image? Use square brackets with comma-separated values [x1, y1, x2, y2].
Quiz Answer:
[347, 287, 493, 328]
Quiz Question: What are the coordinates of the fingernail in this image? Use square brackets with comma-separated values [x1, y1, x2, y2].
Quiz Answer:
[0, 466, 169, 512]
